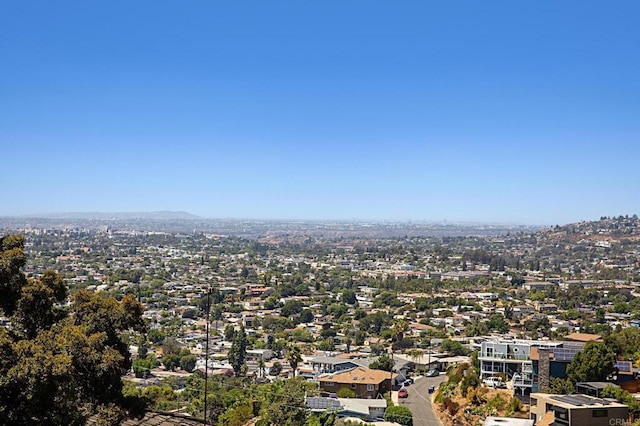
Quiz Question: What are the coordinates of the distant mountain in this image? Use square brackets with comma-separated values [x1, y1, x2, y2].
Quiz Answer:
[19, 211, 202, 220]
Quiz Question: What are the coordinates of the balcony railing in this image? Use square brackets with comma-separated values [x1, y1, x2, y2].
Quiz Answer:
[479, 352, 531, 361]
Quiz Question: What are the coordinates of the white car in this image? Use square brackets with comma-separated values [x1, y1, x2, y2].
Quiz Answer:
[483, 377, 506, 389]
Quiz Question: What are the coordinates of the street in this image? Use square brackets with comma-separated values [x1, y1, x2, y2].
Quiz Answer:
[398, 374, 447, 426]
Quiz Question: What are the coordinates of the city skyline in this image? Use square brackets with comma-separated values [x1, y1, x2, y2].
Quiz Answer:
[2, 1, 639, 225]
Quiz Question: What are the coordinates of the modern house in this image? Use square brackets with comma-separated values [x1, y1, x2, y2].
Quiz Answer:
[479, 338, 585, 400]
[529, 393, 628, 426]
[575, 382, 617, 398]
[318, 366, 397, 399]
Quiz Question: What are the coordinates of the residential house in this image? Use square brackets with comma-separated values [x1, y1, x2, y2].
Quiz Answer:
[310, 356, 361, 375]
[318, 366, 397, 399]
[575, 382, 618, 398]
[479, 338, 585, 400]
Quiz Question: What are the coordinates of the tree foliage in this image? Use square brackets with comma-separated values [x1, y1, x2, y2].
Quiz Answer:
[547, 377, 575, 395]
[566, 342, 616, 383]
[286, 345, 303, 376]
[370, 354, 395, 372]
[601, 385, 640, 414]
[0, 235, 146, 425]
[384, 405, 413, 426]
[229, 326, 248, 376]
[258, 377, 311, 426]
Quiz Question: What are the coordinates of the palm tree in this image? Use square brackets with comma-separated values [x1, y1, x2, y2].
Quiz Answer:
[407, 349, 423, 367]
[392, 320, 408, 344]
[286, 345, 303, 377]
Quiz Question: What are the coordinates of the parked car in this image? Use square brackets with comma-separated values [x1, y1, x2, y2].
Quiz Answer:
[483, 377, 506, 389]
[425, 369, 439, 377]
[403, 378, 414, 386]
[398, 388, 409, 398]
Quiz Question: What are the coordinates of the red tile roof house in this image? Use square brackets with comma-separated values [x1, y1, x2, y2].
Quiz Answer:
[318, 366, 398, 399]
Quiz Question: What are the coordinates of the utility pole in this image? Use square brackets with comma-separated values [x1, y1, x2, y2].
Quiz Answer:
[203, 288, 211, 425]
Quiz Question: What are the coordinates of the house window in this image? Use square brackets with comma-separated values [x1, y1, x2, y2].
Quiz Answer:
[367, 384, 374, 392]
[350, 383, 357, 389]
[592, 409, 608, 418]
[325, 382, 334, 387]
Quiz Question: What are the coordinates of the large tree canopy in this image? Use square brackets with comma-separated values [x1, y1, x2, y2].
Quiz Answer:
[0, 235, 146, 425]
[566, 341, 616, 383]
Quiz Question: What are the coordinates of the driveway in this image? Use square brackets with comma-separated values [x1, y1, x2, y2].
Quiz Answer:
[397, 374, 447, 426]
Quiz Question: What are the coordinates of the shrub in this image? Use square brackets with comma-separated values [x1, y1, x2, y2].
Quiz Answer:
[384, 405, 413, 426]
[336, 388, 356, 398]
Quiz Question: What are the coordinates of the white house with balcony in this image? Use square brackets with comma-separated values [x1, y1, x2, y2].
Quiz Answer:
[479, 338, 584, 400]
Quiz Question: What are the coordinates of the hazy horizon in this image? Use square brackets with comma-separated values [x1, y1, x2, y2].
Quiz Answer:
[1, 209, 625, 228]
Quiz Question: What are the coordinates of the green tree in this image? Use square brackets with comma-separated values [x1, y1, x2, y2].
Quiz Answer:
[0, 234, 147, 425]
[370, 354, 394, 372]
[229, 326, 248, 376]
[286, 345, 303, 377]
[147, 328, 165, 344]
[566, 342, 616, 383]
[601, 385, 640, 414]
[270, 361, 282, 376]
[384, 405, 413, 426]
[342, 289, 357, 305]
[180, 354, 197, 373]
[281, 299, 304, 317]
[392, 320, 409, 343]
[224, 325, 236, 341]
[260, 377, 311, 426]
[547, 377, 575, 394]
[440, 339, 468, 356]
[162, 337, 180, 356]
[162, 354, 181, 371]
[336, 387, 357, 398]
[300, 308, 314, 323]
[487, 314, 510, 333]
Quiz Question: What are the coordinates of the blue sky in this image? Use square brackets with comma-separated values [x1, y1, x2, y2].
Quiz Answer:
[1, 1, 639, 225]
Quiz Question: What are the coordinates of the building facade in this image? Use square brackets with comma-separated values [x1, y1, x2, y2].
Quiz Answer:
[318, 366, 397, 399]
[478, 338, 585, 400]
[529, 393, 628, 426]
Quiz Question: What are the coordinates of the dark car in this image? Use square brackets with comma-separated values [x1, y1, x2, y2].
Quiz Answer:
[425, 369, 439, 377]
[398, 388, 409, 398]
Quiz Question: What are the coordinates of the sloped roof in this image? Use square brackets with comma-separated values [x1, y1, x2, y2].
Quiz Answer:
[565, 332, 603, 342]
[318, 366, 397, 385]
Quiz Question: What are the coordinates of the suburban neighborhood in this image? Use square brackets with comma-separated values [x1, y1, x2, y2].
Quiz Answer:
[2, 214, 640, 425]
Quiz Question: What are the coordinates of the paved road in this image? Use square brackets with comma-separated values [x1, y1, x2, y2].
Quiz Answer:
[398, 374, 447, 426]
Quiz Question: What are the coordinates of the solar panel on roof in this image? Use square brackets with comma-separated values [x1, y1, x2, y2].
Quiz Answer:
[553, 394, 613, 407]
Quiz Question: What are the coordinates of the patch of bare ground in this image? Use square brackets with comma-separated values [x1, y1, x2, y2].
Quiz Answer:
[434, 385, 530, 426]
